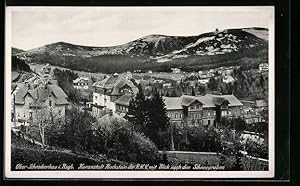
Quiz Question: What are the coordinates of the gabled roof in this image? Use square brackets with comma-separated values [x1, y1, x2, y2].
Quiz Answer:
[114, 93, 133, 106]
[181, 95, 203, 107]
[14, 83, 69, 106]
[110, 79, 138, 96]
[93, 74, 138, 95]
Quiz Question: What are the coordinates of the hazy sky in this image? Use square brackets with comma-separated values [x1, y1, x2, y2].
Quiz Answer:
[8, 6, 274, 50]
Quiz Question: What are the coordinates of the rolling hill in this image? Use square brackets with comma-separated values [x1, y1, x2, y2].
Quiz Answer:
[13, 27, 268, 73]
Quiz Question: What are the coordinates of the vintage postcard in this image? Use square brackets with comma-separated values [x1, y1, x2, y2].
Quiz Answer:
[4, 6, 274, 179]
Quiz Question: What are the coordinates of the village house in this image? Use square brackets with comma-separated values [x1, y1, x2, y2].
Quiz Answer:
[163, 94, 243, 128]
[92, 73, 138, 116]
[73, 77, 89, 90]
[12, 82, 69, 127]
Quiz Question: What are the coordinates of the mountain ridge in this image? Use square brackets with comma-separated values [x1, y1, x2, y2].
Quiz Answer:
[13, 27, 268, 73]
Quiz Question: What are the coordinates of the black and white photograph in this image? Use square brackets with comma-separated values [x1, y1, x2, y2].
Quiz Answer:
[4, 6, 275, 179]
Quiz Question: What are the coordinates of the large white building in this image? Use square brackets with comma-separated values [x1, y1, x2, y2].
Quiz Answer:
[92, 73, 138, 116]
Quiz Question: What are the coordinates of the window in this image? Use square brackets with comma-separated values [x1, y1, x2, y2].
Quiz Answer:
[221, 111, 227, 116]
[58, 110, 61, 116]
[234, 109, 237, 113]
[175, 113, 178, 118]
[228, 111, 231, 115]
[23, 113, 26, 118]
[17, 113, 20, 117]
[190, 106, 194, 110]
[208, 111, 211, 116]
[208, 120, 211, 125]
[29, 112, 33, 119]
[95, 96, 97, 99]
[197, 105, 200, 110]
[49, 100, 52, 106]
[214, 111, 216, 116]
[180, 113, 182, 118]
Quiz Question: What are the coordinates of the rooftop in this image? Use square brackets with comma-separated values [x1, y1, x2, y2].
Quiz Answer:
[163, 94, 243, 110]
[93, 74, 138, 95]
[14, 83, 69, 106]
[114, 93, 133, 106]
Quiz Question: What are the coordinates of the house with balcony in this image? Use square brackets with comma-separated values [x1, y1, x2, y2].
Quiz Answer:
[92, 73, 138, 116]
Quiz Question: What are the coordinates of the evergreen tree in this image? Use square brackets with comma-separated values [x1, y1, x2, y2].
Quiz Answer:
[147, 91, 170, 149]
[126, 84, 150, 131]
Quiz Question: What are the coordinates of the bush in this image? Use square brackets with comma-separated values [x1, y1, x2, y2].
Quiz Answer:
[92, 119, 159, 164]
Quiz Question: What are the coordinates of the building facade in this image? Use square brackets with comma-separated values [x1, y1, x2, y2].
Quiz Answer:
[164, 94, 243, 128]
[12, 83, 69, 126]
[92, 73, 138, 116]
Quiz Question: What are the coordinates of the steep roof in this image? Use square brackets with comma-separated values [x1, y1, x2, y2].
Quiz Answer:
[110, 79, 138, 96]
[93, 74, 126, 89]
[114, 93, 133, 106]
[14, 83, 69, 106]
[93, 74, 138, 95]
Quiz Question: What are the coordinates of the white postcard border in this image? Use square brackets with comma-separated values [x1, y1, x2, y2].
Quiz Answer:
[4, 6, 275, 179]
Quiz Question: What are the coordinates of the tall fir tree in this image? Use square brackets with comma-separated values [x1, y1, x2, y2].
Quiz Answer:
[146, 91, 170, 148]
[126, 84, 150, 131]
